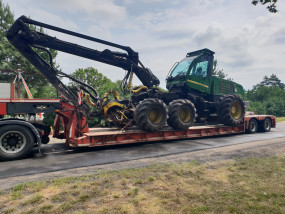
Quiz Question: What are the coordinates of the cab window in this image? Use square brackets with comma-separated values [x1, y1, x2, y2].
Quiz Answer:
[190, 61, 208, 77]
[170, 56, 195, 77]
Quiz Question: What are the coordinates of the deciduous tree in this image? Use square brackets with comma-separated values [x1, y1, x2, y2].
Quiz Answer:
[0, 1, 58, 98]
[69, 67, 124, 98]
[246, 74, 285, 116]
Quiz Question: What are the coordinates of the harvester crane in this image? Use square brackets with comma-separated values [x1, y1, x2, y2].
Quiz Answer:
[6, 16, 159, 112]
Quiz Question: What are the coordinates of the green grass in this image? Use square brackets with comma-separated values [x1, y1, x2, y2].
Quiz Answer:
[277, 117, 285, 122]
[22, 194, 44, 206]
[0, 156, 284, 213]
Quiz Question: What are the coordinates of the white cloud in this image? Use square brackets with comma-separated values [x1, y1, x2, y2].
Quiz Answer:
[5, 2, 78, 30]
[29, 9, 78, 30]
[88, 25, 112, 41]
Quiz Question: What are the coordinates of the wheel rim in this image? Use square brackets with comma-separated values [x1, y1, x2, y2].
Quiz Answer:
[148, 107, 163, 124]
[231, 101, 242, 119]
[0, 131, 26, 154]
[179, 107, 191, 123]
[250, 121, 256, 132]
[264, 121, 270, 130]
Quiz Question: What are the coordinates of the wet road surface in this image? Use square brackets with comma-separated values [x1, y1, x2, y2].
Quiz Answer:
[0, 123, 284, 179]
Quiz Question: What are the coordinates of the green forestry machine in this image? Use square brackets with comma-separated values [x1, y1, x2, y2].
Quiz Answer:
[131, 48, 246, 131]
[6, 16, 246, 132]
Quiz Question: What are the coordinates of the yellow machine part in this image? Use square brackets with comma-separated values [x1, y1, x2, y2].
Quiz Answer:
[83, 89, 126, 116]
[84, 70, 148, 113]
[231, 100, 242, 119]
[103, 102, 125, 115]
[101, 90, 127, 115]
[84, 92, 97, 107]
[102, 90, 120, 105]
[128, 71, 148, 94]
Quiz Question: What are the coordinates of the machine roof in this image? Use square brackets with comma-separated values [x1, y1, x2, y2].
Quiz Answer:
[186, 48, 215, 57]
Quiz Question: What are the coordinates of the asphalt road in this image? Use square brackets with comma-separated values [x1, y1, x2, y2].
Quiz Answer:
[0, 123, 284, 179]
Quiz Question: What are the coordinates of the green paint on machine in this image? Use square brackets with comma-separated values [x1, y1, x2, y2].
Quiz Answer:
[167, 48, 245, 99]
[166, 48, 246, 126]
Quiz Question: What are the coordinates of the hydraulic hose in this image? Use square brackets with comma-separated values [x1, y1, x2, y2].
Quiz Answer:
[128, 71, 148, 94]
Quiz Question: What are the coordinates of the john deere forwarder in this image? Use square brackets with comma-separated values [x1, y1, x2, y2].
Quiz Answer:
[6, 16, 246, 133]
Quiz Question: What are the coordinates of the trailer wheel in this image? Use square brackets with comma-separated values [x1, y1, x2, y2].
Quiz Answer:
[167, 99, 197, 130]
[261, 118, 271, 132]
[0, 125, 34, 161]
[220, 95, 245, 126]
[134, 98, 168, 132]
[247, 119, 257, 134]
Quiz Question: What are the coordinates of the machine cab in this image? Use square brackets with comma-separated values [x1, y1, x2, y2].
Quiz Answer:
[167, 49, 214, 94]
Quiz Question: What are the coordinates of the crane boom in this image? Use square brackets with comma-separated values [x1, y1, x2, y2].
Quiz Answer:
[6, 16, 160, 112]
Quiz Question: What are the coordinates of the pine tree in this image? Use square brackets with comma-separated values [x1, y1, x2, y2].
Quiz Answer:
[259, 74, 285, 90]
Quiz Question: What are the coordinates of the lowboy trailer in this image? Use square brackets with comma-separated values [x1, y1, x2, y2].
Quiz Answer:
[59, 115, 276, 148]
[0, 84, 276, 161]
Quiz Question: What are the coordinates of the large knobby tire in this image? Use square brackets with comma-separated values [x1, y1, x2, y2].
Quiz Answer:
[134, 98, 168, 132]
[0, 125, 34, 161]
[167, 99, 197, 130]
[260, 118, 271, 132]
[220, 95, 245, 126]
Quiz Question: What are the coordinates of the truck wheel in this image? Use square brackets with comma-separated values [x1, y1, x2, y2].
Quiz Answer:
[167, 99, 196, 130]
[247, 119, 257, 134]
[134, 98, 168, 132]
[0, 125, 34, 161]
[220, 95, 245, 126]
[261, 118, 271, 132]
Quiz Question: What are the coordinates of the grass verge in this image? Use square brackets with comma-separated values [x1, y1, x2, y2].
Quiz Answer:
[0, 156, 284, 214]
[277, 117, 285, 123]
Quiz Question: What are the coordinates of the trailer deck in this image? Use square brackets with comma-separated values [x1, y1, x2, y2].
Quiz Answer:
[60, 113, 275, 148]
[71, 124, 245, 147]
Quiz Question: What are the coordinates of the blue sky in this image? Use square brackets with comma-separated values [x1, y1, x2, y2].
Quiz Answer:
[4, 0, 285, 89]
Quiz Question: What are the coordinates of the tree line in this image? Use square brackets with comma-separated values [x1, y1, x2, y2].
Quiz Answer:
[246, 74, 285, 116]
